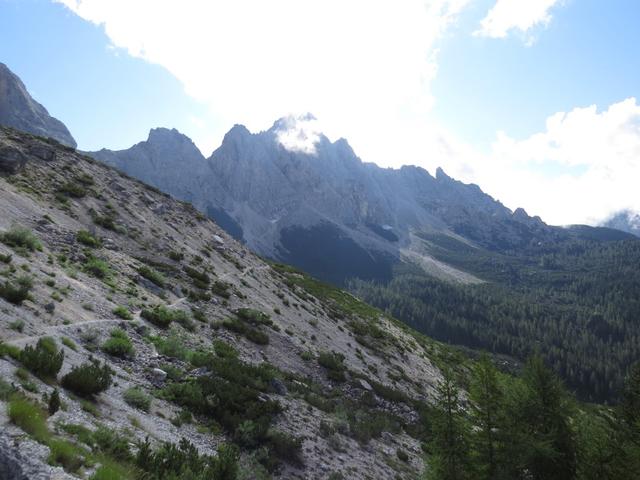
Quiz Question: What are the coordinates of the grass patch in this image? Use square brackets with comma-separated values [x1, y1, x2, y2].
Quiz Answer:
[1, 226, 42, 254]
[112, 305, 133, 320]
[0, 275, 33, 304]
[141, 305, 189, 328]
[138, 265, 165, 288]
[102, 328, 135, 358]
[8, 396, 50, 442]
[123, 387, 151, 412]
[76, 230, 101, 248]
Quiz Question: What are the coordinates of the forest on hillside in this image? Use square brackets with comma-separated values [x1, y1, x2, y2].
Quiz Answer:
[351, 236, 640, 402]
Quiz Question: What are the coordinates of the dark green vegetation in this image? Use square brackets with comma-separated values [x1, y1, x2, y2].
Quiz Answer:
[1, 225, 42, 254]
[351, 235, 640, 401]
[161, 346, 302, 471]
[427, 356, 640, 480]
[20, 337, 64, 380]
[61, 359, 113, 397]
[101, 328, 135, 358]
[0, 274, 33, 304]
[141, 305, 190, 328]
[222, 308, 273, 345]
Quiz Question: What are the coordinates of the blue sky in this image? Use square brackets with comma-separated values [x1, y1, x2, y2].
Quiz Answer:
[1, 0, 639, 225]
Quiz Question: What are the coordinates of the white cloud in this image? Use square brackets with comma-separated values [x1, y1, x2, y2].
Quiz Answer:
[274, 113, 322, 155]
[475, 0, 562, 40]
[448, 98, 640, 226]
[55, 0, 470, 160]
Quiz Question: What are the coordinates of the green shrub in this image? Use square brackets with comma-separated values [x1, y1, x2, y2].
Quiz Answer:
[48, 438, 84, 472]
[236, 308, 272, 326]
[192, 308, 207, 323]
[396, 448, 409, 462]
[8, 396, 49, 442]
[0, 341, 21, 360]
[58, 181, 87, 198]
[62, 360, 112, 397]
[83, 256, 111, 279]
[9, 319, 24, 332]
[0, 252, 12, 263]
[223, 318, 269, 345]
[1, 226, 42, 253]
[318, 352, 346, 382]
[112, 305, 133, 320]
[90, 462, 135, 480]
[61, 337, 77, 351]
[266, 430, 304, 467]
[213, 340, 238, 359]
[211, 281, 231, 299]
[48, 389, 61, 415]
[93, 425, 133, 461]
[0, 275, 33, 304]
[0, 377, 16, 400]
[102, 329, 134, 358]
[184, 266, 210, 289]
[135, 438, 239, 480]
[20, 337, 64, 379]
[123, 387, 151, 412]
[138, 265, 165, 287]
[167, 250, 184, 262]
[141, 305, 189, 328]
[151, 331, 191, 360]
[76, 230, 101, 248]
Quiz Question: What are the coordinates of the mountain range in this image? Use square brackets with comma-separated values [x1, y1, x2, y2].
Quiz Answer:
[2, 62, 640, 402]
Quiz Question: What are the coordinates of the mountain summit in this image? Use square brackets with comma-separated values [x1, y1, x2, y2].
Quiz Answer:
[0, 63, 76, 148]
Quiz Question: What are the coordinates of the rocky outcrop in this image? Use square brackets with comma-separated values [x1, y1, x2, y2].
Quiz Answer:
[0, 63, 76, 148]
[87, 114, 567, 284]
[89, 127, 207, 205]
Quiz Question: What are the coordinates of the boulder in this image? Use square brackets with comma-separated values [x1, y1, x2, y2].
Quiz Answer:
[0, 145, 26, 174]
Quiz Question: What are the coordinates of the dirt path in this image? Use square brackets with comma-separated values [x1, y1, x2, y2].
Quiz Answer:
[5, 296, 188, 348]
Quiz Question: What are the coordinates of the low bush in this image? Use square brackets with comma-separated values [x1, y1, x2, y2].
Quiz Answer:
[138, 265, 165, 287]
[83, 256, 111, 279]
[76, 230, 101, 248]
[48, 389, 61, 415]
[211, 281, 231, 299]
[1, 226, 42, 253]
[112, 305, 133, 320]
[136, 438, 239, 480]
[184, 266, 210, 289]
[8, 396, 49, 442]
[123, 387, 151, 412]
[150, 331, 191, 361]
[213, 340, 238, 359]
[0, 275, 33, 304]
[0, 341, 21, 360]
[318, 352, 346, 382]
[58, 181, 87, 198]
[141, 305, 190, 329]
[62, 360, 112, 397]
[20, 337, 64, 379]
[223, 318, 269, 345]
[47, 438, 84, 472]
[102, 328, 134, 358]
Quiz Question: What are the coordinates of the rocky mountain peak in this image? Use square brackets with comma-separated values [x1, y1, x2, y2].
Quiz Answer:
[0, 62, 76, 148]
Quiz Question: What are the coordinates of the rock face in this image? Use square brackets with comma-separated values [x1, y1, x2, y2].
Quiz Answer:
[89, 115, 565, 285]
[0, 63, 76, 148]
[89, 128, 206, 205]
[602, 210, 640, 237]
[0, 126, 443, 479]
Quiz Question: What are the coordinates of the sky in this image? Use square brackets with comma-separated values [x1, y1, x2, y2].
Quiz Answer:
[1, 0, 639, 226]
